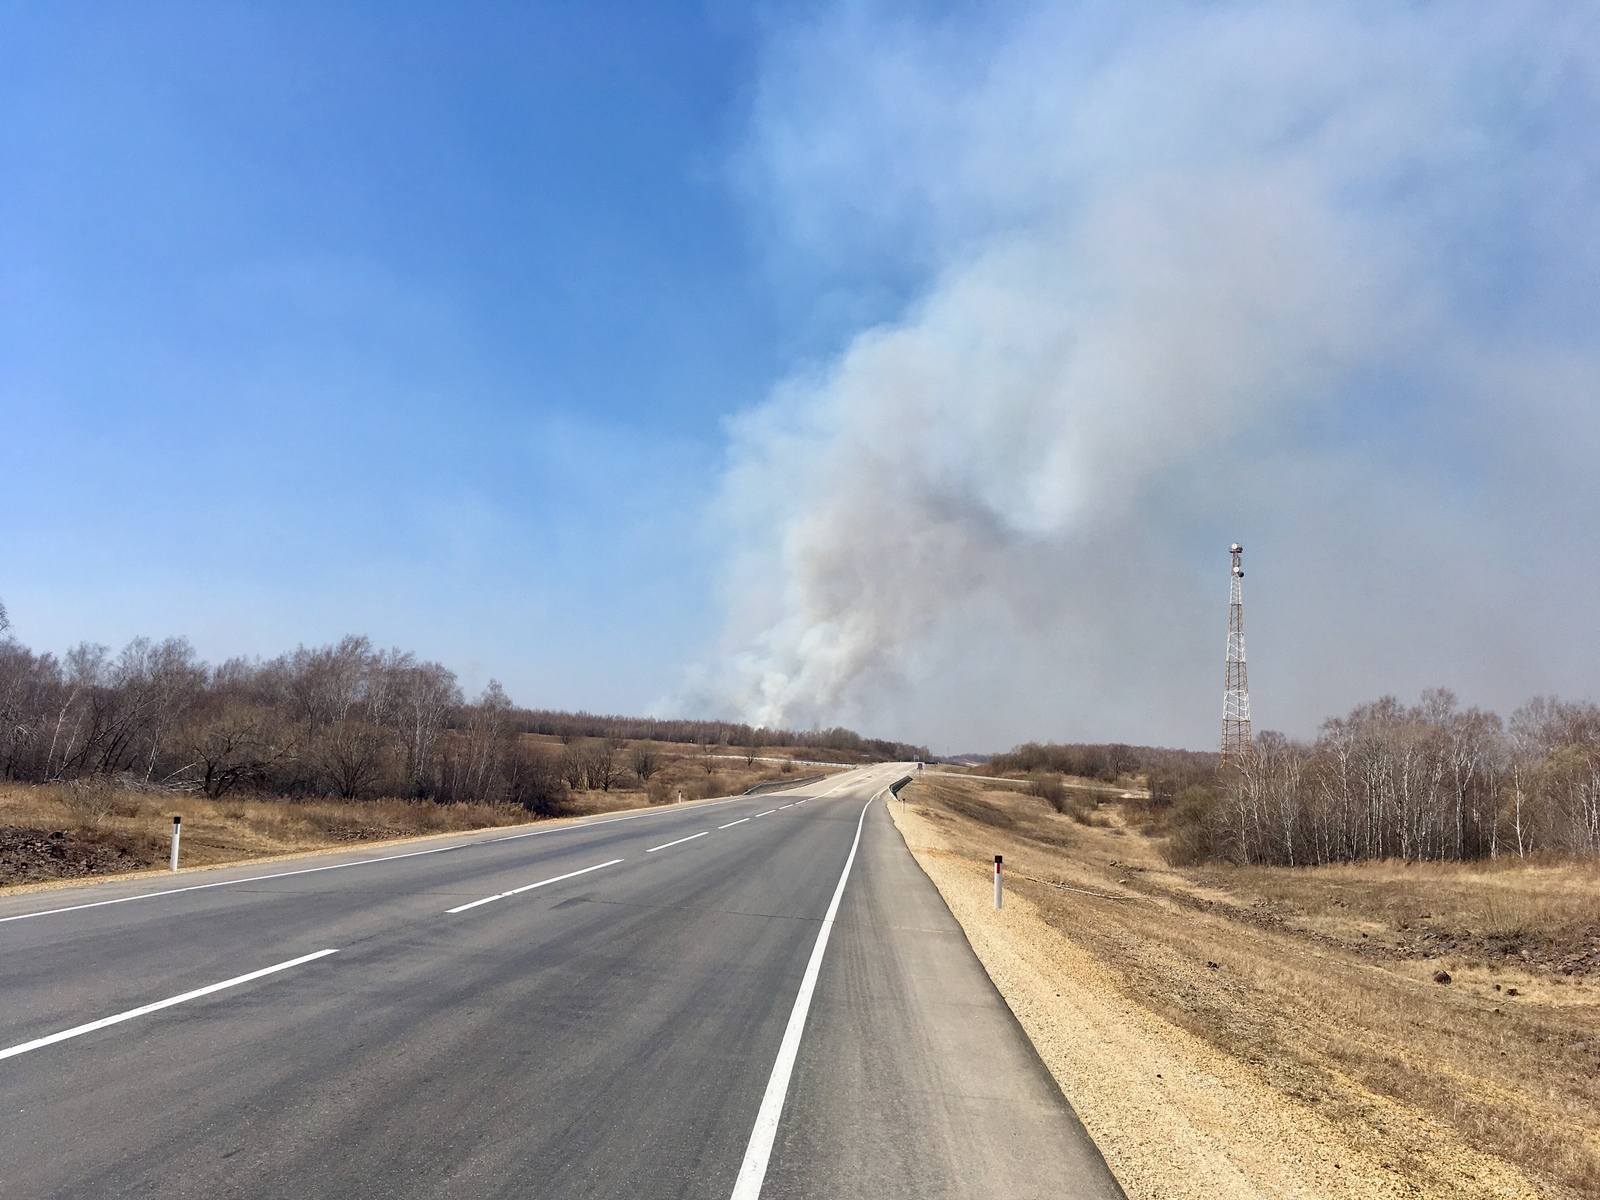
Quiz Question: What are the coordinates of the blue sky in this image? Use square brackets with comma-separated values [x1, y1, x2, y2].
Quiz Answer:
[7, 2, 1600, 752]
[1, 2, 807, 712]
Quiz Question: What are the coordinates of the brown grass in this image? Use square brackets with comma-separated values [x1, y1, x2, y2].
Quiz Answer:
[0, 783, 547, 888]
[896, 775, 1600, 1200]
[0, 742, 845, 892]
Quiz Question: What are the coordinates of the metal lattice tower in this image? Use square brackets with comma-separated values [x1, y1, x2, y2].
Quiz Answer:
[1221, 543, 1252, 765]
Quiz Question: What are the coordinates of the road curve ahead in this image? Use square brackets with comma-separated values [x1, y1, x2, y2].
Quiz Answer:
[0, 764, 1124, 1199]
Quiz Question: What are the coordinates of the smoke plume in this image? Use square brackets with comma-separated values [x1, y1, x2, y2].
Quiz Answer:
[704, 2, 1600, 752]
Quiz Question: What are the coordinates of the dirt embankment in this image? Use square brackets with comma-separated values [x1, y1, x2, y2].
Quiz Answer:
[888, 777, 1600, 1200]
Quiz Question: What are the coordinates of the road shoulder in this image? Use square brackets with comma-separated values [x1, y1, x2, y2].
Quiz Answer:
[885, 796, 1544, 1200]
[767, 797, 1125, 1199]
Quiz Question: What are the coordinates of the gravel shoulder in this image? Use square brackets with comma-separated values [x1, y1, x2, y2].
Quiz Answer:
[886, 785, 1574, 1200]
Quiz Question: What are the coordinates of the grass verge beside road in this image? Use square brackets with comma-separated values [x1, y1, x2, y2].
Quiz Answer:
[0, 786, 548, 892]
[0, 749, 841, 893]
[889, 775, 1599, 1200]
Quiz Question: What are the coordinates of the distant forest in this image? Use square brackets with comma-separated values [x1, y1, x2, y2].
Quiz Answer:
[513, 708, 924, 761]
[0, 608, 929, 807]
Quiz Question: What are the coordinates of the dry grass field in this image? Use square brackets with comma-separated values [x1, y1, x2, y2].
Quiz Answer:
[893, 773, 1600, 1200]
[0, 784, 542, 888]
[0, 739, 842, 892]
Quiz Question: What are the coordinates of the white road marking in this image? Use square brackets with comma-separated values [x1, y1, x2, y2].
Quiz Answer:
[446, 859, 623, 914]
[754, 810, 776, 818]
[0, 797, 752, 926]
[645, 832, 709, 854]
[718, 818, 751, 830]
[795, 800, 807, 805]
[0, 949, 340, 1063]
[729, 797, 873, 1200]
[778, 804, 794, 809]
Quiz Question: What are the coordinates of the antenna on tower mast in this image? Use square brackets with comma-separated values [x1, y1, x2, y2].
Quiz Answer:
[1221, 543, 1252, 765]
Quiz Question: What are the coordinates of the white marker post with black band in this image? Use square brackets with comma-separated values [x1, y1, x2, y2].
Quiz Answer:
[169, 816, 181, 872]
[993, 854, 1002, 909]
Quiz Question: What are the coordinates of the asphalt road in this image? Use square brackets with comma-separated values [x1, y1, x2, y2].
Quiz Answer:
[0, 764, 1124, 1199]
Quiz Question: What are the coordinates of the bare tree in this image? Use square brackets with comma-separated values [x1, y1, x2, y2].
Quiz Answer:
[391, 661, 460, 789]
[281, 636, 374, 734]
[316, 718, 392, 799]
[503, 743, 567, 815]
[439, 681, 516, 803]
[630, 741, 660, 782]
[585, 739, 622, 792]
[560, 744, 588, 791]
[177, 702, 289, 799]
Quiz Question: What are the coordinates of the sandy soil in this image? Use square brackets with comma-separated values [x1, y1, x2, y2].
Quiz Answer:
[886, 784, 1585, 1200]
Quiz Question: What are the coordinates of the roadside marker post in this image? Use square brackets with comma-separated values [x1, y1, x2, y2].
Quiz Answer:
[994, 854, 1002, 909]
[169, 816, 182, 872]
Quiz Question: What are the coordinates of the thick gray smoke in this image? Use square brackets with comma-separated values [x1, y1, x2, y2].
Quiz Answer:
[702, 2, 1600, 752]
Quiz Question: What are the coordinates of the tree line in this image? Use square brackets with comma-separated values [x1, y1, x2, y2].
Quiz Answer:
[0, 614, 924, 808]
[991, 689, 1600, 865]
[1174, 689, 1600, 865]
[512, 710, 927, 762]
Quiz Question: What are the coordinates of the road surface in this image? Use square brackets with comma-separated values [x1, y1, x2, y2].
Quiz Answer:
[0, 764, 1124, 1199]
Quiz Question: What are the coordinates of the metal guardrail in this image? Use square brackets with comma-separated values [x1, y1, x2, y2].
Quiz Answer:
[742, 774, 827, 796]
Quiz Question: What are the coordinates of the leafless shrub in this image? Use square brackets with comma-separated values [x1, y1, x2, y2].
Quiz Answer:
[61, 776, 120, 824]
[1025, 773, 1066, 806]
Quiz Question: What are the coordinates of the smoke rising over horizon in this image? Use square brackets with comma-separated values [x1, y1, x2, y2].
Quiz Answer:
[692, 2, 1600, 754]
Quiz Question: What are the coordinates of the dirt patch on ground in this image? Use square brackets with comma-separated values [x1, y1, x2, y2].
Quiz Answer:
[0, 825, 164, 883]
[888, 778, 1599, 1200]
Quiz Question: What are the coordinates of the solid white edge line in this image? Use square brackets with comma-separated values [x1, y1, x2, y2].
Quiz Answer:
[644, 831, 710, 854]
[446, 859, 624, 914]
[0, 794, 758, 925]
[718, 818, 751, 830]
[728, 795, 875, 1200]
[0, 948, 340, 1063]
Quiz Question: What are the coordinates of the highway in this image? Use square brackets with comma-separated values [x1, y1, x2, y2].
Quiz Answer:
[0, 764, 1124, 1199]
